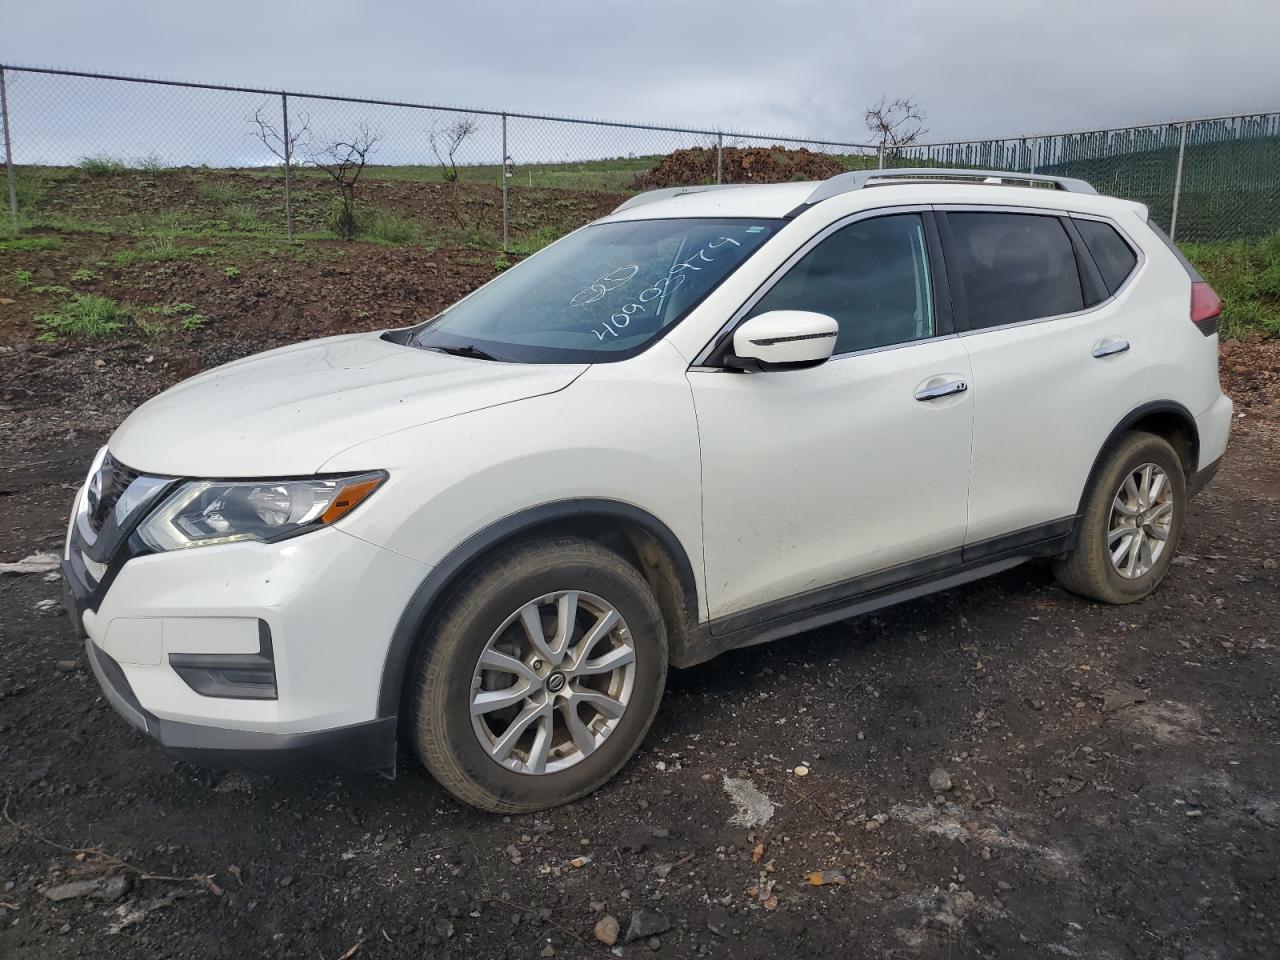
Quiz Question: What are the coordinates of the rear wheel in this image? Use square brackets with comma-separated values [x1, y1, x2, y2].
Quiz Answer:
[410, 538, 667, 813]
[1053, 431, 1186, 604]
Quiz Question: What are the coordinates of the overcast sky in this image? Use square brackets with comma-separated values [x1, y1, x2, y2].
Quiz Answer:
[4, 0, 1278, 143]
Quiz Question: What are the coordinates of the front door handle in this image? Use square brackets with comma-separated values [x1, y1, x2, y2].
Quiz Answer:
[1092, 338, 1130, 359]
[914, 378, 968, 401]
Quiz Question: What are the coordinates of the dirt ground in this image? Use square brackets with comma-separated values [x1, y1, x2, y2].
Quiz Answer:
[1, 249, 1279, 959]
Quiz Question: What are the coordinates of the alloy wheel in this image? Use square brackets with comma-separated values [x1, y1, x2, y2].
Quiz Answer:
[1107, 462, 1175, 579]
[469, 590, 636, 775]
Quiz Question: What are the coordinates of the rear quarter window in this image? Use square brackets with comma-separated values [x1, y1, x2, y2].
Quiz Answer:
[1074, 218, 1139, 295]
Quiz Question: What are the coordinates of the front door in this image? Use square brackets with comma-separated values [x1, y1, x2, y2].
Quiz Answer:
[688, 210, 974, 622]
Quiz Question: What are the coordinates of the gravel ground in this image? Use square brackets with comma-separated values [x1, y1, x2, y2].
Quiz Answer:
[1, 328, 1278, 958]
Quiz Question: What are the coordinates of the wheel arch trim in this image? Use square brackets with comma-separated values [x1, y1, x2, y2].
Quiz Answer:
[376, 498, 699, 719]
[1077, 399, 1200, 520]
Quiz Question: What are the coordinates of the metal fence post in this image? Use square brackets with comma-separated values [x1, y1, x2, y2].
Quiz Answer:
[877, 142, 885, 169]
[715, 132, 723, 184]
[281, 93, 294, 240]
[501, 112, 509, 255]
[1029, 137, 1039, 174]
[1169, 122, 1188, 242]
[1, 66, 18, 228]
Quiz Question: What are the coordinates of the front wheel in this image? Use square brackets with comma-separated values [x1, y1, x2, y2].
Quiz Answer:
[1053, 431, 1187, 604]
[410, 538, 668, 813]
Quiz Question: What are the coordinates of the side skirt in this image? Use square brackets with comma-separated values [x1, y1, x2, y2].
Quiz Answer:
[675, 517, 1074, 667]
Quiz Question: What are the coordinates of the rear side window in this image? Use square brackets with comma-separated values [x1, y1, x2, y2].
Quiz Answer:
[947, 212, 1084, 329]
[1075, 218, 1139, 295]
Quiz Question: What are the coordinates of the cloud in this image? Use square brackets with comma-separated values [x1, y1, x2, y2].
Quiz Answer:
[3, 0, 1276, 144]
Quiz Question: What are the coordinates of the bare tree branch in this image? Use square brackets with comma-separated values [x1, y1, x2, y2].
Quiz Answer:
[249, 103, 311, 167]
[864, 96, 928, 155]
[308, 125, 380, 239]
[427, 118, 479, 182]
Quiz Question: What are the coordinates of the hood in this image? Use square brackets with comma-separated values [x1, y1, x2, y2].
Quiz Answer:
[109, 332, 587, 476]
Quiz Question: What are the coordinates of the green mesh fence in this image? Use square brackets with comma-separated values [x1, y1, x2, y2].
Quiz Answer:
[897, 113, 1280, 243]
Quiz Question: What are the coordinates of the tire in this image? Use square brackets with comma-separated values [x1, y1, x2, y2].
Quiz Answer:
[1053, 431, 1187, 604]
[410, 537, 668, 813]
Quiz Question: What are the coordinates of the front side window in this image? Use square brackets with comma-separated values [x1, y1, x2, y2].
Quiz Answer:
[745, 213, 935, 354]
[411, 218, 782, 363]
[947, 212, 1085, 329]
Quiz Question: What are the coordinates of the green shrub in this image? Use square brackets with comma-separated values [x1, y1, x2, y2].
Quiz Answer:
[326, 197, 360, 241]
[77, 156, 127, 176]
[36, 294, 132, 341]
[135, 154, 168, 173]
[1183, 233, 1280, 339]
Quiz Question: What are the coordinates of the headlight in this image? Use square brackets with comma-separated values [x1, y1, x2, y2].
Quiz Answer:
[136, 472, 386, 552]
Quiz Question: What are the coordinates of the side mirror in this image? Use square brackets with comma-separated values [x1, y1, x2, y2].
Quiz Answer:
[729, 310, 838, 371]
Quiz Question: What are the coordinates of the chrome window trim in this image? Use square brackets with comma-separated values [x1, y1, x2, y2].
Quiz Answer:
[935, 204, 1147, 338]
[690, 204, 936, 368]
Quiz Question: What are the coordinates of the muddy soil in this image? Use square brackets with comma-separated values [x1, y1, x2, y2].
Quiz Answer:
[1, 245, 1279, 958]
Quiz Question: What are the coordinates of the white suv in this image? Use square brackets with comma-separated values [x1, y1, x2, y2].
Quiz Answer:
[64, 168, 1232, 812]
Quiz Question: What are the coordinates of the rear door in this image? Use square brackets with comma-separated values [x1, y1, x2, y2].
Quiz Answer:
[939, 207, 1146, 547]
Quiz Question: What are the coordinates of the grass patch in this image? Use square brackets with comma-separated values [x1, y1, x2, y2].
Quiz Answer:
[70, 268, 97, 283]
[138, 301, 206, 334]
[35, 294, 132, 341]
[10, 269, 33, 289]
[198, 181, 244, 205]
[438, 224, 501, 250]
[1184, 233, 1280, 338]
[0, 236, 62, 252]
[77, 156, 128, 176]
[221, 203, 264, 232]
[114, 236, 213, 266]
[509, 224, 570, 256]
[359, 209, 419, 245]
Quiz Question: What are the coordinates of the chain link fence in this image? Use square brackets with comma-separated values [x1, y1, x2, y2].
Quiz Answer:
[1, 63, 1276, 248]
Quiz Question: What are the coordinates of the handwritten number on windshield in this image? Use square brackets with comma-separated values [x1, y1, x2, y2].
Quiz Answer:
[590, 236, 742, 341]
[570, 264, 640, 307]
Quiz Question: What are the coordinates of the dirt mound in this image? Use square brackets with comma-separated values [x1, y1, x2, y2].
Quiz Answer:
[633, 145, 850, 190]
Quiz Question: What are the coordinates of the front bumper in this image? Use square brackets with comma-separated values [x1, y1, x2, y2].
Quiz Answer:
[84, 636, 397, 773]
[64, 475, 430, 773]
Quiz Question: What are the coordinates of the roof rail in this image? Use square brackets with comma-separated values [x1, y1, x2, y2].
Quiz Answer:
[801, 167, 1098, 206]
[612, 184, 740, 214]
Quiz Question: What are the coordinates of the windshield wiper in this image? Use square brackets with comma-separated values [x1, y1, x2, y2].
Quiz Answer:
[427, 344, 506, 362]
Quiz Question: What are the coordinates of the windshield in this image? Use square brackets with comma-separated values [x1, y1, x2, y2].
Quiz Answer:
[411, 218, 784, 363]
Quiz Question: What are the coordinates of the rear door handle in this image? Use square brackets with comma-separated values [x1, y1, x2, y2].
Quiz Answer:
[914, 379, 968, 401]
[1092, 338, 1130, 359]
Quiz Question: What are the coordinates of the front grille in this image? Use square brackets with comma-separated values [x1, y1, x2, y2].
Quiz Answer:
[87, 453, 139, 533]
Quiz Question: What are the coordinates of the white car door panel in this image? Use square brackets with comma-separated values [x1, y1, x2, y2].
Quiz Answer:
[939, 208, 1147, 544]
[688, 210, 973, 623]
[961, 311, 1145, 542]
[691, 342, 974, 621]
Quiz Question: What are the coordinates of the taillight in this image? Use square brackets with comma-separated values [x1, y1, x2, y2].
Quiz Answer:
[1191, 282, 1222, 325]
